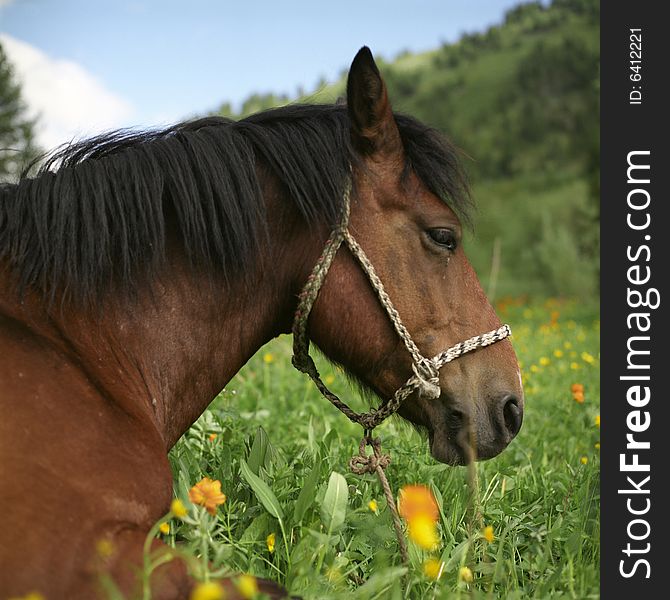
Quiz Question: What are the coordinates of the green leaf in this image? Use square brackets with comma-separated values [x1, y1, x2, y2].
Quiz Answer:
[351, 567, 407, 599]
[239, 513, 271, 545]
[320, 471, 348, 535]
[247, 426, 269, 475]
[293, 457, 322, 524]
[239, 459, 284, 520]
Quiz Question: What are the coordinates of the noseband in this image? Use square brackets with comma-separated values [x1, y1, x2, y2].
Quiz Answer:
[291, 179, 511, 433]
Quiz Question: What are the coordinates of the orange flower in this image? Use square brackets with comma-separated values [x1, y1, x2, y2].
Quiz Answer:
[208, 433, 218, 442]
[572, 391, 585, 404]
[188, 477, 227, 516]
[398, 485, 439, 522]
[571, 383, 584, 394]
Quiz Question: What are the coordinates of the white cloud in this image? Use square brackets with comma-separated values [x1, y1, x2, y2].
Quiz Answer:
[0, 33, 134, 150]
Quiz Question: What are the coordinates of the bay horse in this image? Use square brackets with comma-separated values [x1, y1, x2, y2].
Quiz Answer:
[0, 47, 523, 599]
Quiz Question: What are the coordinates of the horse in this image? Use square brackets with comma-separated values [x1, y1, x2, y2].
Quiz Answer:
[0, 47, 523, 599]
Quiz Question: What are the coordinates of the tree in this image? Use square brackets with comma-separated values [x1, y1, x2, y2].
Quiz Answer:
[0, 41, 40, 182]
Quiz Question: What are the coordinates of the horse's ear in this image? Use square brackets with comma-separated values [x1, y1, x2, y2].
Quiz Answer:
[346, 46, 402, 157]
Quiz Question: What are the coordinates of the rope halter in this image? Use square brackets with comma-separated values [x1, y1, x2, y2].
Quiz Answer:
[291, 178, 512, 432]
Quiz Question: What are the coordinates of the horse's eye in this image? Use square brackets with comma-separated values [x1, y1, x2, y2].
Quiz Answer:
[428, 228, 457, 251]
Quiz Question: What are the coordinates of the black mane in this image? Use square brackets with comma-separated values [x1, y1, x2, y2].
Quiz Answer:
[0, 104, 471, 305]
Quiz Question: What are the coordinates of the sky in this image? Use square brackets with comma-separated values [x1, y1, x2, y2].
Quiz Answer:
[1, 0, 533, 150]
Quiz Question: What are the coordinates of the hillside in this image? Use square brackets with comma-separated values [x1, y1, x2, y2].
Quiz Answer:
[218, 0, 600, 299]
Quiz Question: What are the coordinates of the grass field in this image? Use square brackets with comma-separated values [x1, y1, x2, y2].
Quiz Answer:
[155, 297, 600, 599]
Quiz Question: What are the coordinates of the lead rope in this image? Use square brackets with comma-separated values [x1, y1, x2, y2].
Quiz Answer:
[291, 178, 511, 566]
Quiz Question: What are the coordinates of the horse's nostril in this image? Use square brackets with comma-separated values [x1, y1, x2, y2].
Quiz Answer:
[502, 395, 523, 437]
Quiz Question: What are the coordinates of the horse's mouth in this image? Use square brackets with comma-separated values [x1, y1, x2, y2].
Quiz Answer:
[428, 424, 474, 466]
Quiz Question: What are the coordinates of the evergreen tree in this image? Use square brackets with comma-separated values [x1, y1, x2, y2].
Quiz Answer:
[0, 41, 39, 182]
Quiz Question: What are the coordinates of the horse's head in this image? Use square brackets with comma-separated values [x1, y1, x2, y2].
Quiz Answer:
[308, 47, 523, 465]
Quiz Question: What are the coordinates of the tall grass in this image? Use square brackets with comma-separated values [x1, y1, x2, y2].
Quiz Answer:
[161, 297, 599, 599]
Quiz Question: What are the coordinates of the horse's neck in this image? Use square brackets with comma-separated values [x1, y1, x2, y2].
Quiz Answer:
[1, 182, 321, 449]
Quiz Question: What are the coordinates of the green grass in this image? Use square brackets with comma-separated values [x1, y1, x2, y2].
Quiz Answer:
[161, 297, 600, 599]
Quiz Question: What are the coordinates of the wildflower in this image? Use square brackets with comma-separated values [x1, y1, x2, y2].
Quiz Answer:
[368, 499, 378, 513]
[266, 532, 276, 553]
[595, 442, 600, 450]
[171, 499, 188, 519]
[581, 351, 595, 364]
[595, 415, 600, 427]
[482, 525, 495, 543]
[423, 558, 443, 580]
[159, 522, 170, 535]
[539, 356, 550, 367]
[189, 477, 227, 516]
[190, 581, 226, 600]
[530, 365, 539, 373]
[236, 574, 258, 599]
[263, 353, 274, 364]
[324, 374, 336, 386]
[580, 456, 588, 465]
[458, 566, 474, 583]
[571, 383, 584, 394]
[570, 362, 580, 370]
[399, 485, 439, 521]
[208, 433, 218, 442]
[553, 349, 564, 358]
[572, 391, 585, 404]
[564, 341, 573, 349]
[407, 514, 439, 550]
[96, 539, 115, 559]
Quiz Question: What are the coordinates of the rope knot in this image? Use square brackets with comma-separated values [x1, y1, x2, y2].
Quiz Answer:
[412, 357, 441, 400]
[349, 435, 391, 475]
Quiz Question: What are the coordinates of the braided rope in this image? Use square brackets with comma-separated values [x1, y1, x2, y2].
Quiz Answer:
[290, 176, 512, 565]
[349, 435, 408, 564]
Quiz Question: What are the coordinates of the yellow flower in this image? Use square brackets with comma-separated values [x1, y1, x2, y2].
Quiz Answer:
[553, 349, 564, 358]
[407, 514, 439, 550]
[580, 456, 588, 465]
[595, 442, 600, 450]
[368, 499, 378, 513]
[189, 477, 227, 516]
[423, 558, 443, 580]
[530, 364, 539, 373]
[564, 341, 573, 349]
[482, 525, 495, 543]
[324, 374, 336, 386]
[159, 522, 170, 535]
[458, 566, 473, 583]
[96, 538, 115, 558]
[190, 581, 226, 600]
[399, 485, 439, 521]
[581, 351, 595, 364]
[236, 574, 258, 599]
[539, 356, 550, 367]
[570, 362, 580, 370]
[263, 353, 274, 364]
[8, 592, 46, 600]
[595, 415, 600, 427]
[266, 532, 276, 553]
[171, 499, 188, 519]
